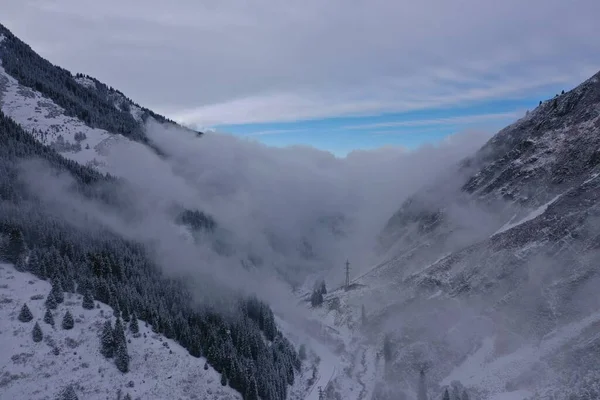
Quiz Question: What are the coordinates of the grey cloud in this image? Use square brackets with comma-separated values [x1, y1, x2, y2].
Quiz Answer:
[2, 0, 600, 124]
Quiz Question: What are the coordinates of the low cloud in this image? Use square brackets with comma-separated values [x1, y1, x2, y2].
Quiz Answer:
[19, 120, 491, 310]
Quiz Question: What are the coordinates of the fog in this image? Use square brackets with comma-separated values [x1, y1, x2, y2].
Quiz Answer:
[19, 120, 490, 313]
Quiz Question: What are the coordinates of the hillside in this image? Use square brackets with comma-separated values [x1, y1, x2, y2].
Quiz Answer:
[0, 262, 241, 400]
[304, 70, 600, 399]
[0, 24, 301, 400]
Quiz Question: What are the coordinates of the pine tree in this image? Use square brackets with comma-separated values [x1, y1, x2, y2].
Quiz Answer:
[310, 287, 323, 307]
[442, 388, 450, 400]
[50, 279, 65, 304]
[129, 313, 139, 334]
[100, 320, 115, 358]
[319, 280, 327, 295]
[62, 310, 74, 330]
[82, 290, 94, 310]
[298, 344, 307, 361]
[382, 334, 393, 363]
[221, 372, 228, 386]
[45, 291, 58, 310]
[115, 341, 130, 373]
[18, 303, 33, 322]
[124, 394, 132, 400]
[461, 390, 470, 400]
[5, 228, 26, 268]
[361, 304, 367, 326]
[44, 308, 55, 326]
[59, 384, 78, 400]
[114, 317, 126, 347]
[417, 369, 428, 400]
[32, 321, 43, 342]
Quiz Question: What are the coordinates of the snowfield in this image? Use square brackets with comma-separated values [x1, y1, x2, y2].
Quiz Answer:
[0, 263, 240, 400]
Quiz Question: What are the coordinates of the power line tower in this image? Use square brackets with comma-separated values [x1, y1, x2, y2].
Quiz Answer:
[345, 259, 350, 290]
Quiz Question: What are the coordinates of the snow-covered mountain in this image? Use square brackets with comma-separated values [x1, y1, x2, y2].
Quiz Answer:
[304, 71, 600, 399]
[0, 23, 302, 400]
[0, 24, 201, 173]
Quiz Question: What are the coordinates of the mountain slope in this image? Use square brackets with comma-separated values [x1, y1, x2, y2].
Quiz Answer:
[312, 70, 600, 400]
[0, 23, 201, 171]
[0, 262, 241, 400]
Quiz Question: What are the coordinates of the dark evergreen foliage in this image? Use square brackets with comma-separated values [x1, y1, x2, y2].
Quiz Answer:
[361, 304, 367, 326]
[115, 341, 130, 373]
[382, 334, 393, 363]
[417, 369, 428, 400]
[45, 291, 58, 310]
[32, 321, 43, 342]
[44, 308, 55, 326]
[310, 280, 327, 307]
[443, 388, 450, 400]
[129, 313, 139, 334]
[221, 372, 228, 386]
[176, 209, 217, 232]
[82, 290, 95, 309]
[1, 227, 27, 268]
[62, 310, 74, 330]
[298, 344, 307, 361]
[100, 320, 115, 359]
[50, 279, 65, 304]
[18, 303, 33, 322]
[114, 318, 126, 347]
[310, 288, 324, 307]
[0, 24, 176, 145]
[0, 72, 298, 400]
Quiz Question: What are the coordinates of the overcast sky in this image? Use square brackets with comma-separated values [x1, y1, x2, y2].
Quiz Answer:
[3, 0, 600, 153]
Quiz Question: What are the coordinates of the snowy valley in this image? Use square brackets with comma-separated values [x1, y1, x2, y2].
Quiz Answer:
[2, 18, 600, 400]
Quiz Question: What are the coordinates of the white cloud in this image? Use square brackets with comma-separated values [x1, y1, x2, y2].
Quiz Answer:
[2, 0, 600, 126]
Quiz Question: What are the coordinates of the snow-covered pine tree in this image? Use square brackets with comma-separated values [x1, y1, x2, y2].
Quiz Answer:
[221, 372, 228, 386]
[100, 320, 115, 358]
[418, 369, 428, 400]
[115, 341, 130, 373]
[114, 317, 126, 347]
[129, 313, 139, 334]
[82, 290, 94, 309]
[18, 303, 33, 322]
[59, 383, 78, 400]
[45, 291, 58, 310]
[123, 394, 132, 400]
[298, 344, 307, 361]
[61, 310, 74, 330]
[44, 308, 55, 326]
[4, 227, 27, 268]
[32, 321, 43, 342]
[461, 390, 470, 400]
[50, 279, 65, 304]
[443, 388, 450, 400]
[361, 304, 367, 326]
[382, 334, 393, 363]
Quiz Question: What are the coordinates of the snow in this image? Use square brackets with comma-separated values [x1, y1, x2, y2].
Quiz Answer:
[0, 34, 5, 44]
[73, 76, 96, 90]
[492, 194, 562, 236]
[441, 310, 600, 396]
[583, 172, 600, 185]
[0, 263, 240, 400]
[275, 316, 339, 400]
[488, 390, 532, 400]
[129, 104, 144, 123]
[0, 65, 128, 172]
